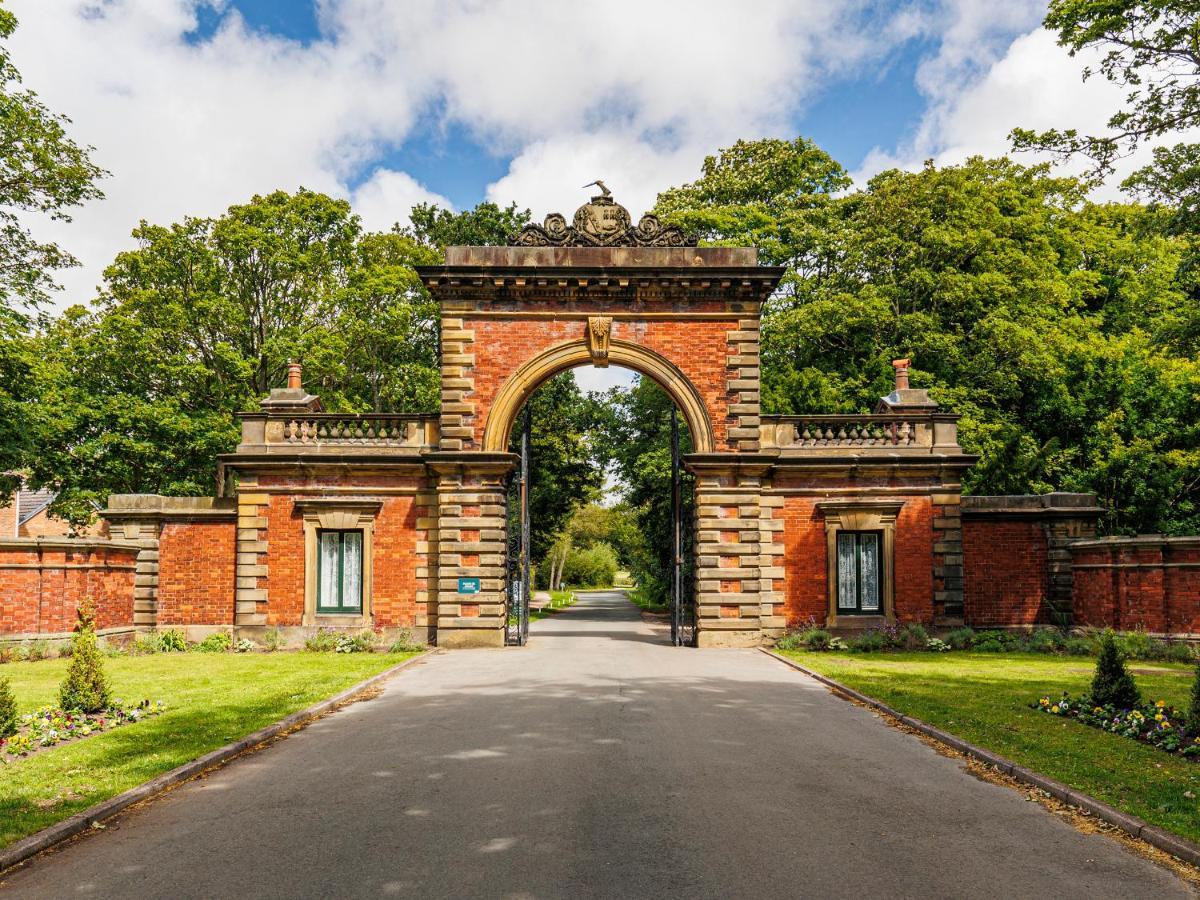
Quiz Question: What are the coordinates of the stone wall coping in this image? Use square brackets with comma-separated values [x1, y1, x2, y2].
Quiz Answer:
[961, 493, 1104, 519]
[439, 245, 760, 268]
[1070, 534, 1200, 550]
[104, 495, 237, 521]
[0, 537, 141, 553]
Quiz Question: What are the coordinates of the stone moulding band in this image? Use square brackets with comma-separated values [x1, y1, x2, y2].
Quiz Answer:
[481, 338, 715, 453]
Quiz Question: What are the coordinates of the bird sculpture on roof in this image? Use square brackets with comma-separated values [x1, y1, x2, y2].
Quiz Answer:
[581, 179, 612, 199]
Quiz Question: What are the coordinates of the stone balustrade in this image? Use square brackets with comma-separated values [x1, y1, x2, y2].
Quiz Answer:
[235, 412, 439, 455]
[760, 413, 962, 455]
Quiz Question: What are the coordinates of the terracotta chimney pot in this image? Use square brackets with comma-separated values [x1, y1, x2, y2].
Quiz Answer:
[287, 362, 302, 390]
[892, 358, 910, 392]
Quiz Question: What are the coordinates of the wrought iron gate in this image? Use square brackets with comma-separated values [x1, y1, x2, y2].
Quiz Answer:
[505, 405, 531, 646]
[671, 408, 696, 647]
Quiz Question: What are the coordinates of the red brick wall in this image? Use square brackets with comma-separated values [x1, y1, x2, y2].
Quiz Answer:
[778, 492, 935, 626]
[1071, 538, 1200, 633]
[157, 521, 236, 625]
[467, 313, 737, 449]
[962, 519, 1050, 626]
[0, 541, 137, 636]
[258, 473, 427, 628]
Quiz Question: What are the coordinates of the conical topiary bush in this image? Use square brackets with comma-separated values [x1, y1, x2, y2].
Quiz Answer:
[0, 675, 16, 739]
[1090, 631, 1141, 710]
[58, 601, 111, 714]
[1187, 663, 1200, 736]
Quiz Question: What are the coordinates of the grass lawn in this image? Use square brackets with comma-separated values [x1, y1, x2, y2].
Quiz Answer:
[0, 651, 414, 848]
[780, 651, 1200, 844]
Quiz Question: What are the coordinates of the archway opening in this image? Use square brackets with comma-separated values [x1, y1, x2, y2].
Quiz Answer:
[502, 363, 697, 646]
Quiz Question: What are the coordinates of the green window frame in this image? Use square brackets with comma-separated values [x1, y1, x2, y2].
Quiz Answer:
[836, 530, 881, 615]
[316, 529, 363, 614]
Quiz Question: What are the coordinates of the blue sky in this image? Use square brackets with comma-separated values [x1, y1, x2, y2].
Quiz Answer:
[187, 0, 948, 210]
[13, 0, 1138, 330]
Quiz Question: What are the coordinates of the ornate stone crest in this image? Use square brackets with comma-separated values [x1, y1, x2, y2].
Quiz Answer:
[510, 181, 696, 248]
[586, 315, 612, 367]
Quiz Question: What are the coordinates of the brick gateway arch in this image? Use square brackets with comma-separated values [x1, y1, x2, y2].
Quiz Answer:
[80, 189, 1093, 652]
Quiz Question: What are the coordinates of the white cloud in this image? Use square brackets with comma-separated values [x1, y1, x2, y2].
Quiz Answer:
[856, 14, 1193, 197]
[8, 0, 1079, 307]
[351, 169, 452, 232]
[6, 0, 932, 306]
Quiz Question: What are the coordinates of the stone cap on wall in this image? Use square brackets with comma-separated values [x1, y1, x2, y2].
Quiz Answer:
[1069, 534, 1200, 550]
[0, 536, 141, 553]
[442, 245, 757, 268]
[961, 492, 1105, 519]
[104, 495, 236, 522]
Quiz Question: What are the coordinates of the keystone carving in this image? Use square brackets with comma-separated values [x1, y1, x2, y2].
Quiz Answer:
[510, 186, 696, 248]
[586, 316, 612, 367]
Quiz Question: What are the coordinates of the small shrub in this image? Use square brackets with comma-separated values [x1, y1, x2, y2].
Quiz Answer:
[774, 631, 806, 651]
[926, 638, 950, 652]
[194, 632, 232, 653]
[974, 639, 1004, 652]
[262, 628, 283, 652]
[849, 630, 889, 653]
[0, 676, 16, 738]
[0, 645, 15, 664]
[777, 628, 836, 651]
[1063, 636, 1093, 656]
[1117, 629, 1155, 660]
[897, 623, 929, 651]
[99, 639, 126, 658]
[58, 603, 111, 714]
[944, 627, 975, 650]
[1161, 641, 1195, 664]
[1188, 664, 1200, 736]
[974, 629, 1021, 650]
[1090, 631, 1141, 710]
[304, 629, 339, 652]
[335, 632, 376, 654]
[19, 639, 50, 662]
[1026, 628, 1064, 654]
[387, 628, 423, 654]
[131, 634, 159, 655]
[827, 636, 849, 651]
[233, 637, 257, 653]
[156, 629, 186, 653]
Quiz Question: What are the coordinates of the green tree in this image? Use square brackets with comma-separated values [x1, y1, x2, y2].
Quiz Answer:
[0, 5, 105, 309]
[592, 377, 693, 603]
[27, 190, 441, 523]
[659, 142, 1200, 534]
[655, 137, 850, 299]
[405, 201, 530, 250]
[0, 5, 106, 504]
[1012, 1, 1200, 178]
[511, 373, 605, 564]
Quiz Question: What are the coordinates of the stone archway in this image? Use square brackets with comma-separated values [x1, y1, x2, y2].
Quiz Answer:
[481, 337, 715, 454]
[416, 189, 786, 649]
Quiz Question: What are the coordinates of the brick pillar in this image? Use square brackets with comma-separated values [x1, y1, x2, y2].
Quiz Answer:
[692, 457, 771, 647]
[430, 454, 514, 648]
[235, 481, 269, 626]
[439, 316, 477, 451]
[726, 317, 761, 452]
[758, 483, 787, 638]
[413, 483, 439, 641]
[931, 490, 964, 622]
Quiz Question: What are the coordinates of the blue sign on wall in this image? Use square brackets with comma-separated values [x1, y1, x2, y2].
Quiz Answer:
[457, 577, 481, 595]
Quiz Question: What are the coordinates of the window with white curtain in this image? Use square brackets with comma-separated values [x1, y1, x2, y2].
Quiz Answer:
[316, 530, 363, 613]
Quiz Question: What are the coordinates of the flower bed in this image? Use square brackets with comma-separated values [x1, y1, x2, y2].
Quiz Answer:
[1, 699, 164, 759]
[1035, 694, 1200, 758]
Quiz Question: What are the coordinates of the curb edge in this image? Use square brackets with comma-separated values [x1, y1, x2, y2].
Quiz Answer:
[759, 647, 1200, 868]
